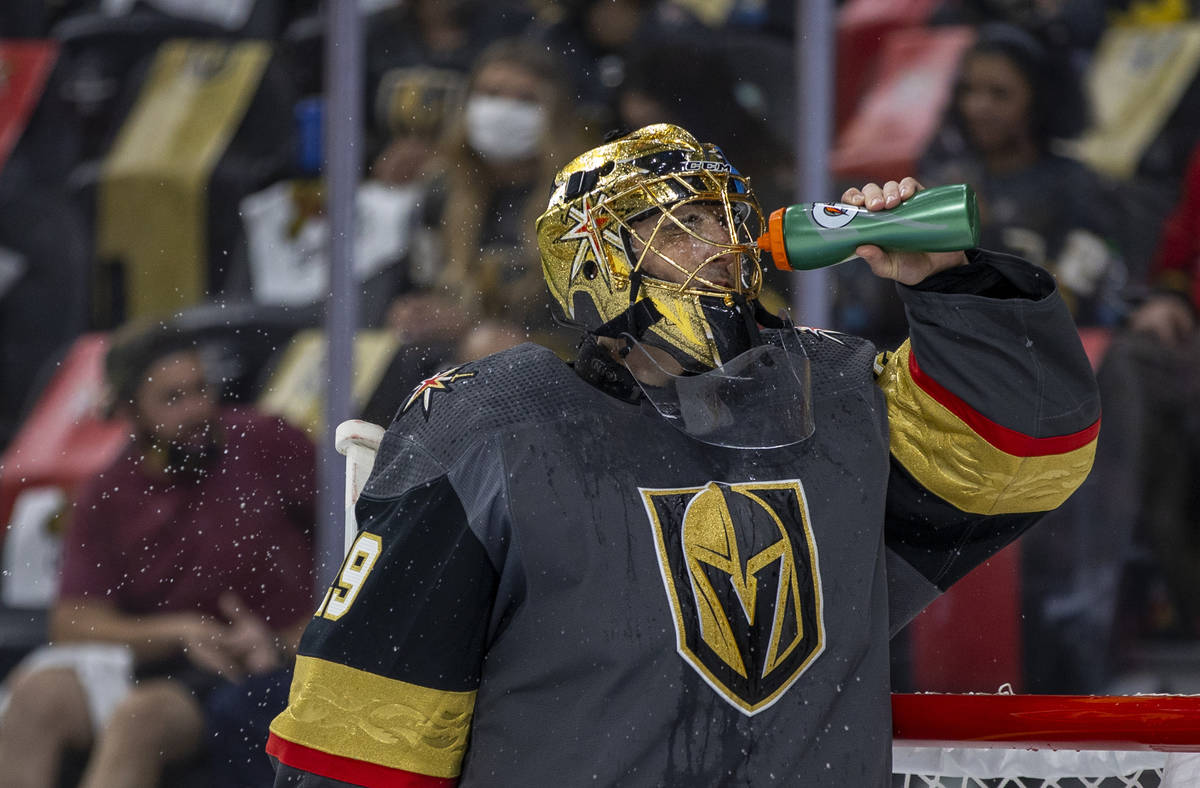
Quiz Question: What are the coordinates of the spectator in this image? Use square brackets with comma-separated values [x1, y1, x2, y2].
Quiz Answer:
[371, 66, 467, 189]
[1099, 140, 1200, 647]
[365, 0, 533, 118]
[615, 39, 793, 219]
[0, 320, 316, 788]
[919, 22, 1127, 327]
[917, 23, 1133, 693]
[454, 318, 526, 364]
[532, 0, 712, 128]
[1019, 145, 1200, 692]
[930, 0, 1109, 67]
[386, 37, 594, 354]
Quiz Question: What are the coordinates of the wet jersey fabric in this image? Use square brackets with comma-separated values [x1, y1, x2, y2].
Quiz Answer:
[269, 251, 1100, 787]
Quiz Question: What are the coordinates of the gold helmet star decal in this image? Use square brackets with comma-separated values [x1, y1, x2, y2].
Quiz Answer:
[557, 192, 622, 295]
[401, 366, 475, 419]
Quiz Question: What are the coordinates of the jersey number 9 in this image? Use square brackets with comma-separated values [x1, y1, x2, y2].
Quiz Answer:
[316, 532, 383, 621]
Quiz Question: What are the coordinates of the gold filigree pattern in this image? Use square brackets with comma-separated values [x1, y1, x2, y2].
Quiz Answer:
[877, 341, 1096, 515]
[269, 655, 475, 778]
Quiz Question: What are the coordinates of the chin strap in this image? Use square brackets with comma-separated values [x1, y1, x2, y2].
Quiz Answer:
[572, 334, 642, 402]
[753, 299, 787, 330]
[592, 296, 662, 342]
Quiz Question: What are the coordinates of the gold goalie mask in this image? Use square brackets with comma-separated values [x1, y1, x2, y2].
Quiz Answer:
[539, 125, 814, 448]
[537, 124, 771, 371]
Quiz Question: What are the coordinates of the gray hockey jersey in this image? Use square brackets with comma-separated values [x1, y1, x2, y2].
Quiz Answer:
[269, 251, 1100, 787]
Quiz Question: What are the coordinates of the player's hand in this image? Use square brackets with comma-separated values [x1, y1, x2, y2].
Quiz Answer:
[841, 177, 968, 285]
[218, 592, 283, 677]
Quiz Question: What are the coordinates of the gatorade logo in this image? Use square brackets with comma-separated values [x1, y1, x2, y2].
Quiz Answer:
[811, 202, 858, 229]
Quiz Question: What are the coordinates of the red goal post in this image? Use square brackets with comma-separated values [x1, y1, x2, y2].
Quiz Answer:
[892, 693, 1200, 787]
[893, 693, 1200, 752]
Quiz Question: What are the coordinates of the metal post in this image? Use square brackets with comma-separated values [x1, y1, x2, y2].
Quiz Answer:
[318, 0, 362, 591]
[793, 0, 835, 328]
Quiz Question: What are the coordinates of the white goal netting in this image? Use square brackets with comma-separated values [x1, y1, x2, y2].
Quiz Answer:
[893, 746, 1200, 787]
[891, 693, 1200, 788]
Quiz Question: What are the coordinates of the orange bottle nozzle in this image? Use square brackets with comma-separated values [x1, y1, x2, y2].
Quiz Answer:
[758, 207, 792, 271]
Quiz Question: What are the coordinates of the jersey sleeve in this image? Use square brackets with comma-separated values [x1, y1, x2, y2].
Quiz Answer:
[268, 429, 500, 788]
[876, 250, 1101, 632]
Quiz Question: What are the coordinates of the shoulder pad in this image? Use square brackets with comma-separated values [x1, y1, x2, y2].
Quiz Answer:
[365, 344, 580, 499]
[387, 341, 577, 448]
[765, 327, 879, 398]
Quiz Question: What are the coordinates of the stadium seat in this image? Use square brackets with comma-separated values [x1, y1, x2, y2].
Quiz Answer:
[831, 25, 975, 184]
[257, 329, 404, 437]
[1078, 326, 1114, 371]
[68, 35, 297, 327]
[51, 9, 230, 164]
[0, 40, 58, 176]
[1072, 21, 1200, 184]
[170, 301, 311, 403]
[835, 0, 940, 133]
[0, 334, 126, 539]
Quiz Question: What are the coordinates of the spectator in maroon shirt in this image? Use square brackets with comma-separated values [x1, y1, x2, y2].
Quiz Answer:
[0, 320, 315, 788]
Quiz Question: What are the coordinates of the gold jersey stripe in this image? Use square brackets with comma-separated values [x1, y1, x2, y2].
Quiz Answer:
[877, 342, 1096, 515]
[268, 655, 475, 779]
[97, 40, 270, 319]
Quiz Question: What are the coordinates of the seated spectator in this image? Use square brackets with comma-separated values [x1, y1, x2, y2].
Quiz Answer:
[386, 37, 594, 355]
[0, 320, 315, 788]
[1100, 140, 1200, 646]
[919, 22, 1127, 327]
[907, 22, 1133, 694]
[371, 66, 467, 189]
[1019, 141, 1200, 694]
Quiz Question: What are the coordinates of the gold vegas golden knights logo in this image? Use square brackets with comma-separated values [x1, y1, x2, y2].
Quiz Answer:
[640, 480, 825, 715]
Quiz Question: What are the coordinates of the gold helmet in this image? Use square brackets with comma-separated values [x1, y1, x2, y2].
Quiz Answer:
[536, 124, 767, 370]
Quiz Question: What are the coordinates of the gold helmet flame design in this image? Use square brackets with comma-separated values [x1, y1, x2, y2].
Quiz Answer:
[536, 124, 766, 369]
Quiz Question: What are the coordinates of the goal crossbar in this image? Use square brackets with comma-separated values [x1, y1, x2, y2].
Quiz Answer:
[893, 693, 1200, 752]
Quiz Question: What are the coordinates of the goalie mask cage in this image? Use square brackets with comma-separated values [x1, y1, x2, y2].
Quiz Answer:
[891, 693, 1200, 787]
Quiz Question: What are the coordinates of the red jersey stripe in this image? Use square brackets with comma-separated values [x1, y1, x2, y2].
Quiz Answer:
[267, 732, 457, 788]
[907, 351, 1099, 457]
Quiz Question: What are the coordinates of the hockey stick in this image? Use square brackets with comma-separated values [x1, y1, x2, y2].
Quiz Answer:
[334, 419, 385, 554]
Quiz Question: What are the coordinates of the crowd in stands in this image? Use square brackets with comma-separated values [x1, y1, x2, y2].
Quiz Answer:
[0, 0, 1198, 784]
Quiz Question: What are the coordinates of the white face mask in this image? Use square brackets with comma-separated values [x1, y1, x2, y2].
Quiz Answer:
[465, 95, 547, 163]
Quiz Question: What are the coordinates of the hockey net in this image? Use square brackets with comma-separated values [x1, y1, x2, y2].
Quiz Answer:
[891, 692, 1200, 787]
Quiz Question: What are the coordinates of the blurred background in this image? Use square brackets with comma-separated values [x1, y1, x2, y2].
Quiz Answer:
[0, 0, 1199, 783]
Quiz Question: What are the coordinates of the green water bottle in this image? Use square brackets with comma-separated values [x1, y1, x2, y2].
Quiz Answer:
[756, 183, 980, 271]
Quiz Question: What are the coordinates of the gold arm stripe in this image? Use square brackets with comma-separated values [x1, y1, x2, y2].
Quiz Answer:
[877, 341, 1097, 515]
[268, 655, 475, 779]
